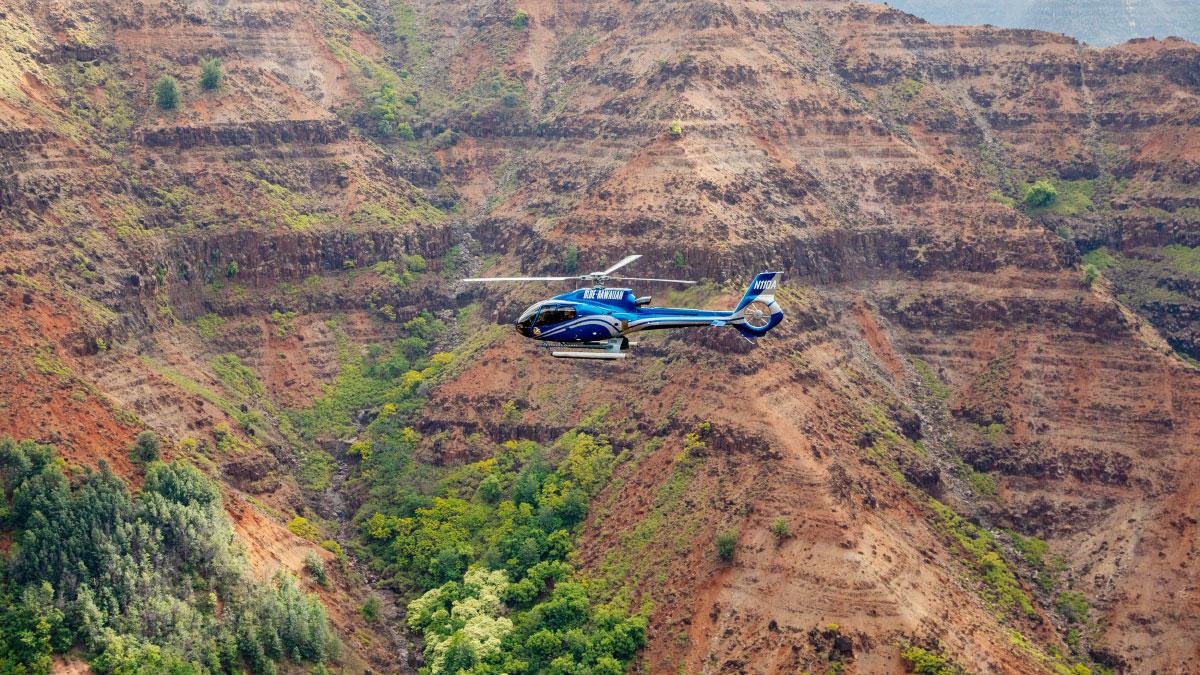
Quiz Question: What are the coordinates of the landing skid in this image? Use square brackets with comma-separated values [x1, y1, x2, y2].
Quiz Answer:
[544, 337, 637, 359]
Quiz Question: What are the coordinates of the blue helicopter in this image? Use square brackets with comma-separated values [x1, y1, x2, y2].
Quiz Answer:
[464, 254, 783, 359]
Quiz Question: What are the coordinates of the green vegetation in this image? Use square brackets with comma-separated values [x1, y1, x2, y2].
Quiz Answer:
[1022, 178, 1095, 216]
[130, 430, 161, 464]
[353, 427, 645, 673]
[910, 357, 952, 400]
[928, 499, 1037, 620]
[304, 551, 329, 587]
[991, 190, 1017, 208]
[1057, 592, 1089, 624]
[0, 436, 338, 674]
[510, 9, 530, 28]
[672, 251, 685, 270]
[211, 354, 264, 401]
[1083, 265, 1099, 286]
[668, 120, 682, 138]
[200, 58, 222, 90]
[369, 83, 407, 138]
[715, 530, 738, 561]
[967, 470, 997, 497]
[770, 517, 790, 539]
[269, 310, 298, 339]
[1081, 247, 1117, 271]
[900, 645, 964, 674]
[1161, 243, 1200, 277]
[154, 75, 178, 109]
[360, 595, 382, 623]
[564, 244, 579, 274]
[289, 516, 319, 540]
[194, 312, 226, 338]
[1024, 179, 1058, 208]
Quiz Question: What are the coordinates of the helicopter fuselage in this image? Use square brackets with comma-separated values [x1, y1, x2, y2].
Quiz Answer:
[515, 287, 759, 343]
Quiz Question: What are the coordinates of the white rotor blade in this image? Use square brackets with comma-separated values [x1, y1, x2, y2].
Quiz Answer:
[599, 254, 642, 276]
[610, 276, 697, 285]
[462, 276, 575, 282]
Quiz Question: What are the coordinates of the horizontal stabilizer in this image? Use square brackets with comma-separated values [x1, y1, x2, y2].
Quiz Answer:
[551, 351, 628, 360]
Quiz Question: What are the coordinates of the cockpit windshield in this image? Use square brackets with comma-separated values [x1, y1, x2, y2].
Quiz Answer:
[515, 302, 546, 336]
[515, 302, 577, 337]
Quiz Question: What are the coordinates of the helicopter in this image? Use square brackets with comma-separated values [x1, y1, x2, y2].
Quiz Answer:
[463, 254, 783, 359]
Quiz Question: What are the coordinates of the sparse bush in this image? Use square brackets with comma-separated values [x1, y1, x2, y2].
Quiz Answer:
[304, 551, 329, 586]
[501, 399, 521, 425]
[225, 260, 238, 278]
[1083, 264, 1098, 286]
[1057, 591, 1089, 624]
[396, 121, 415, 140]
[899, 645, 966, 674]
[1024, 179, 1057, 208]
[510, 9, 530, 28]
[669, 120, 682, 138]
[715, 529, 738, 561]
[289, 516, 319, 540]
[200, 58, 222, 89]
[564, 244, 579, 274]
[672, 251, 685, 269]
[360, 595, 383, 623]
[770, 517, 790, 539]
[131, 430, 161, 464]
[155, 76, 179, 109]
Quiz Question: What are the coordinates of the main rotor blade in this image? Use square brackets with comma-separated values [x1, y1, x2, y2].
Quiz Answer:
[610, 276, 697, 285]
[599, 254, 642, 276]
[461, 276, 575, 282]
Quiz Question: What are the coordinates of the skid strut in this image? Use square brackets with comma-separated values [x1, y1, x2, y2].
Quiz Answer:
[545, 337, 635, 359]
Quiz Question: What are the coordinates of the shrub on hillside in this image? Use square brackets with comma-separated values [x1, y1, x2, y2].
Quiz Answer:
[155, 76, 178, 109]
[716, 529, 738, 560]
[1024, 179, 1057, 208]
[130, 430, 161, 464]
[200, 58, 222, 89]
[770, 517, 790, 539]
[305, 551, 329, 586]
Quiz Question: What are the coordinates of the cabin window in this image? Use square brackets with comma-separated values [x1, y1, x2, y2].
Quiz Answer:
[534, 305, 576, 326]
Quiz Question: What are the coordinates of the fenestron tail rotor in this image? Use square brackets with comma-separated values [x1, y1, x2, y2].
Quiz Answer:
[742, 300, 771, 328]
[462, 254, 696, 289]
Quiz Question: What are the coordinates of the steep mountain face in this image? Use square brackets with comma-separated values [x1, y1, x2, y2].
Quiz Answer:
[883, 0, 1200, 47]
[2, 0, 1200, 674]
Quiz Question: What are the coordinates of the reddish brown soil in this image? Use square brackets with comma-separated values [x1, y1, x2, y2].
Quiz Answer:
[4, 0, 1200, 673]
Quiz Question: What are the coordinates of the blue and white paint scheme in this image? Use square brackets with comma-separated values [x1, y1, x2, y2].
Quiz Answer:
[465, 255, 783, 359]
[512, 273, 784, 344]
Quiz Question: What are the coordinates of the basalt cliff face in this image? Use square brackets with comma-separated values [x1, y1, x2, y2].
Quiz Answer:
[2, 0, 1200, 673]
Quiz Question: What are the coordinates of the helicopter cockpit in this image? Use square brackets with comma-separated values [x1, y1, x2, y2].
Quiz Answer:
[515, 302, 577, 337]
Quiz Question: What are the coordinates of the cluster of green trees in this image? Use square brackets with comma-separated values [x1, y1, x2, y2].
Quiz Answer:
[154, 58, 222, 110]
[0, 436, 338, 675]
[369, 83, 416, 139]
[354, 430, 645, 674]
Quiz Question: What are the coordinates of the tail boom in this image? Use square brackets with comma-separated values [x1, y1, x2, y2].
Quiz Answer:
[730, 272, 784, 337]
